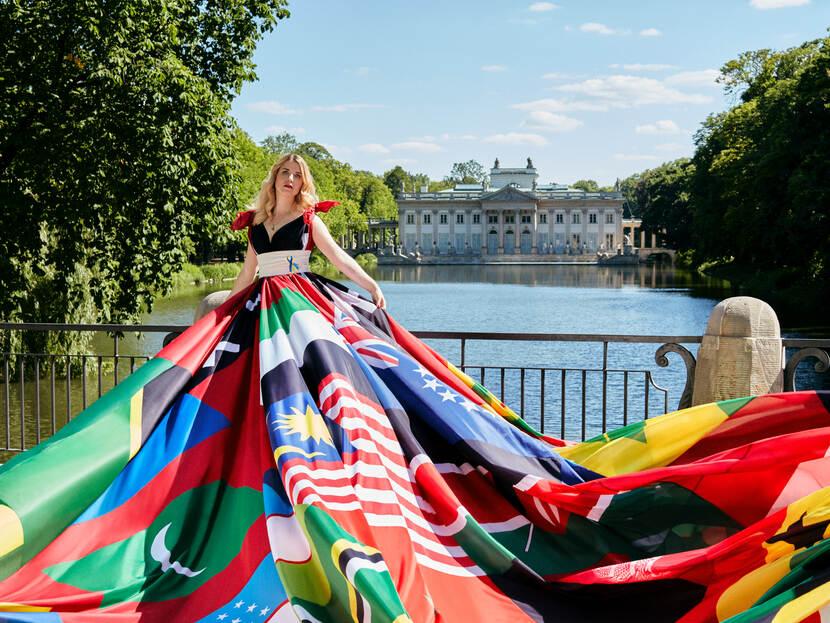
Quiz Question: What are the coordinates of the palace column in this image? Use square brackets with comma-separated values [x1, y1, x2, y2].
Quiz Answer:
[498, 209, 504, 254]
[531, 208, 538, 254]
[514, 210, 520, 254]
[432, 209, 439, 254]
[449, 209, 456, 254]
[415, 209, 422, 252]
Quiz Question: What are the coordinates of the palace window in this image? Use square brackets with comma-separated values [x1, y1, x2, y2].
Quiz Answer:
[456, 213, 464, 224]
[589, 213, 597, 224]
[439, 213, 448, 224]
[572, 213, 581, 225]
[521, 215, 531, 224]
[473, 213, 481, 224]
[406, 213, 415, 225]
[539, 213, 547, 224]
[605, 213, 614, 224]
[423, 213, 431, 225]
[555, 213, 564, 224]
[488, 215, 498, 224]
[505, 214, 515, 224]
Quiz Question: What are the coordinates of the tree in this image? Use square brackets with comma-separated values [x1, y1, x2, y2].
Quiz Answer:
[571, 179, 600, 192]
[261, 132, 299, 156]
[635, 159, 695, 250]
[0, 0, 290, 355]
[445, 160, 487, 185]
[382, 166, 408, 196]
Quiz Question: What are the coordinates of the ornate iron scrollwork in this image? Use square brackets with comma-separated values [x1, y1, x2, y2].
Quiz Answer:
[784, 348, 830, 391]
[655, 343, 697, 410]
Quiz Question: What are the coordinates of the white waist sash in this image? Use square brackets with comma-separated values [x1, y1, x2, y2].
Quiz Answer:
[258, 250, 311, 276]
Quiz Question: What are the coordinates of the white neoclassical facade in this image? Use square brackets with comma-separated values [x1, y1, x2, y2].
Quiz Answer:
[396, 158, 625, 257]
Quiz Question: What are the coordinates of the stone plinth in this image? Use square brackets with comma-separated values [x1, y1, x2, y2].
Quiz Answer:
[194, 290, 231, 322]
[692, 296, 784, 405]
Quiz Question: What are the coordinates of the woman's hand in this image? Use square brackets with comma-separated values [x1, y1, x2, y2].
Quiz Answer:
[370, 283, 386, 310]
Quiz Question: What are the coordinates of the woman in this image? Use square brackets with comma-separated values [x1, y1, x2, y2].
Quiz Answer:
[227, 154, 385, 310]
[1, 156, 830, 622]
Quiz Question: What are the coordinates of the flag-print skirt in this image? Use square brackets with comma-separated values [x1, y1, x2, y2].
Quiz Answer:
[1, 272, 829, 622]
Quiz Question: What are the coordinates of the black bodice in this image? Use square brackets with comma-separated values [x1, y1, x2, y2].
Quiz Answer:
[249, 216, 307, 254]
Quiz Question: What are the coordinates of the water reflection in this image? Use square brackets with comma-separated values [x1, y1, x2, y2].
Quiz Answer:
[371, 264, 735, 298]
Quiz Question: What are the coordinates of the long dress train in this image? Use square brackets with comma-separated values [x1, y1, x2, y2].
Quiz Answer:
[0, 204, 829, 622]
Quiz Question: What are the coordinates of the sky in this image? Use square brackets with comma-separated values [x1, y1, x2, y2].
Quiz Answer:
[230, 0, 829, 187]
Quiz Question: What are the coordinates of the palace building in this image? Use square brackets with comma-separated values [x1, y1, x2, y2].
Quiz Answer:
[395, 158, 625, 256]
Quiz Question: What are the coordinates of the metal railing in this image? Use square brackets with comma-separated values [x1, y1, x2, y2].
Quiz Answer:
[1, 323, 828, 454]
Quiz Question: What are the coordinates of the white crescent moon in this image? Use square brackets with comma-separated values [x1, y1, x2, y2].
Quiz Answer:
[150, 523, 206, 577]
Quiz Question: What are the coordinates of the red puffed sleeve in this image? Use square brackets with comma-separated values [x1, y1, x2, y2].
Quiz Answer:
[303, 201, 340, 250]
[231, 210, 255, 231]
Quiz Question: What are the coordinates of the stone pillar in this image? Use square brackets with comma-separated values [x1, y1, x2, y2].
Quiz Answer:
[640, 229, 646, 248]
[692, 297, 784, 406]
[514, 211, 520, 253]
[498, 211, 504, 253]
[531, 210, 538, 254]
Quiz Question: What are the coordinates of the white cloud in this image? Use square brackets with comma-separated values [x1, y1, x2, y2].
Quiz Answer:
[358, 143, 391, 154]
[481, 64, 508, 72]
[635, 120, 683, 135]
[614, 153, 659, 161]
[460, 134, 478, 141]
[390, 141, 443, 153]
[513, 97, 609, 112]
[264, 125, 306, 135]
[482, 133, 549, 146]
[750, 0, 809, 9]
[639, 28, 662, 37]
[542, 72, 578, 80]
[665, 69, 720, 87]
[580, 22, 617, 35]
[521, 111, 583, 133]
[311, 103, 384, 112]
[529, 2, 559, 11]
[558, 75, 712, 106]
[609, 63, 677, 71]
[247, 100, 300, 115]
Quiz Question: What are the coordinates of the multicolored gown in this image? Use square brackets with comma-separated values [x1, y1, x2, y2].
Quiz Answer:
[1, 203, 830, 622]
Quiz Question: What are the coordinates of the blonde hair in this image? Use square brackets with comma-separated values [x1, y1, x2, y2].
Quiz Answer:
[250, 154, 318, 225]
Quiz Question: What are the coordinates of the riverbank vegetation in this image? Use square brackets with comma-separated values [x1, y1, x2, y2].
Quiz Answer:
[621, 35, 829, 324]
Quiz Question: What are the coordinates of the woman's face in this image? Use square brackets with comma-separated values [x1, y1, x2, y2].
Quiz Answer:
[275, 160, 304, 201]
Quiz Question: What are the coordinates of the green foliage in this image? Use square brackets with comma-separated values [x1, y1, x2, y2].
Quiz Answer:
[571, 179, 600, 193]
[446, 160, 487, 185]
[382, 165, 431, 195]
[690, 36, 830, 286]
[0, 0, 289, 356]
[634, 159, 696, 250]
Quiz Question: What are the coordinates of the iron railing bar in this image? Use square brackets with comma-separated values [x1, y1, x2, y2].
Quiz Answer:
[560, 370, 566, 439]
[4, 356, 9, 449]
[623, 370, 629, 426]
[113, 335, 119, 386]
[500, 368, 505, 403]
[82, 355, 87, 410]
[18, 356, 24, 451]
[520, 368, 525, 419]
[50, 356, 56, 435]
[66, 355, 71, 422]
[581, 369, 587, 441]
[602, 342, 608, 433]
[540, 369, 546, 434]
[35, 357, 41, 444]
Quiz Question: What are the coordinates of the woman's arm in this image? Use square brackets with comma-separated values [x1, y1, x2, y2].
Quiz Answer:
[311, 216, 386, 309]
[228, 240, 258, 298]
